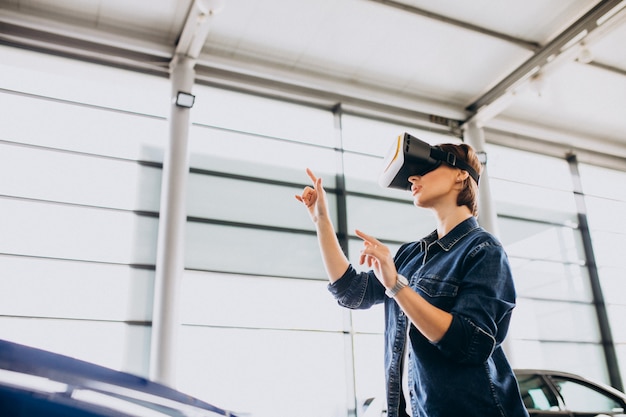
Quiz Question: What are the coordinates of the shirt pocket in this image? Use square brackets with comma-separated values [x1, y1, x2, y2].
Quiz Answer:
[414, 274, 459, 298]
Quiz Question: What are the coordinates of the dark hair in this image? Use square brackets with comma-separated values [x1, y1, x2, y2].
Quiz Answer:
[438, 143, 482, 216]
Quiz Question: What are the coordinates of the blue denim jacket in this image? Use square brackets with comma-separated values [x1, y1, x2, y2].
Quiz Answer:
[328, 217, 529, 417]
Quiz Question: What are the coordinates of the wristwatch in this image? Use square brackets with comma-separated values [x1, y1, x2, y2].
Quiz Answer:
[385, 274, 409, 298]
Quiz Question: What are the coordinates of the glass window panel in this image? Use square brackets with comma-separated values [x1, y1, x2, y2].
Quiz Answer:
[0, 94, 167, 162]
[499, 217, 585, 263]
[0, 317, 150, 377]
[0, 255, 153, 322]
[353, 333, 386, 415]
[187, 173, 335, 231]
[598, 266, 626, 305]
[510, 298, 600, 343]
[578, 163, 626, 201]
[192, 85, 335, 147]
[508, 340, 608, 384]
[509, 258, 592, 302]
[0, 198, 157, 265]
[491, 178, 577, 224]
[181, 271, 343, 331]
[346, 195, 435, 243]
[616, 344, 626, 389]
[177, 326, 348, 417]
[588, 230, 626, 268]
[485, 144, 573, 191]
[185, 223, 326, 279]
[341, 114, 457, 155]
[607, 305, 626, 343]
[585, 196, 626, 234]
[343, 151, 385, 195]
[189, 126, 338, 186]
[0, 143, 161, 211]
[343, 151, 416, 199]
[0, 45, 169, 116]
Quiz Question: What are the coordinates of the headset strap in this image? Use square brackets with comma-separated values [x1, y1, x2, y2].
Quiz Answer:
[430, 147, 480, 185]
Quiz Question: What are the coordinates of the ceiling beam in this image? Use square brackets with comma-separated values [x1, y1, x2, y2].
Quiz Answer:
[364, 0, 540, 51]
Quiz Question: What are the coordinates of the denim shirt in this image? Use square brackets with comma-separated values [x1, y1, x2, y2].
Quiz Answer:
[328, 217, 529, 417]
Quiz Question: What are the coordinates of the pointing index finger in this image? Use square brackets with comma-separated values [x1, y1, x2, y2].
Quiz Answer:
[355, 229, 378, 245]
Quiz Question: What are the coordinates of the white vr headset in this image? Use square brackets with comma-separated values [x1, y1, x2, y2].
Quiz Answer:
[378, 133, 480, 190]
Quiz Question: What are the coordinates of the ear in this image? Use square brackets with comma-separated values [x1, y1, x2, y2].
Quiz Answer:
[456, 170, 470, 183]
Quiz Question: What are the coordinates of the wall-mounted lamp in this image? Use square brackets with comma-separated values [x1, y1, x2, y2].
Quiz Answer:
[175, 91, 196, 108]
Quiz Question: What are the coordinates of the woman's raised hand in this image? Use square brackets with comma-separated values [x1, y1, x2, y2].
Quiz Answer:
[355, 229, 398, 289]
[295, 168, 329, 223]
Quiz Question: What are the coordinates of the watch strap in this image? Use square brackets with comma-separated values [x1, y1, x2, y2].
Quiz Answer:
[385, 274, 408, 298]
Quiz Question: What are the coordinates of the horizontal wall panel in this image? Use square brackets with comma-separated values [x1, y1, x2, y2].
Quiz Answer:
[185, 222, 325, 279]
[511, 298, 600, 343]
[192, 85, 335, 147]
[607, 305, 626, 343]
[509, 339, 609, 385]
[587, 230, 626, 268]
[0, 317, 151, 377]
[189, 126, 338, 186]
[187, 172, 334, 231]
[598, 266, 626, 305]
[579, 163, 626, 201]
[0, 143, 162, 211]
[487, 144, 574, 191]
[0, 255, 153, 322]
[509, 258, 592, 302]
[491, 178, 578, 224]
[181, 271, 343, 331]
[0, 198, 157, 265]
[585, 197, 626, 234]
[0, 93, 168, 162]
[177, 326, 348, 417]
[341, 114, 457, 155]
[0, 45, 170, 117]
[499, 217, 584, 263]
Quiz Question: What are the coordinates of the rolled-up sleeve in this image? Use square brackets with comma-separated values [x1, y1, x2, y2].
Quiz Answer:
[327, 265, 385, 310]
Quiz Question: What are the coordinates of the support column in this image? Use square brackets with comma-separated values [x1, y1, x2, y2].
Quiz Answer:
[463, 121, 499, 237]
[463, 122, 517, 361]
[149, 55, 196, 386]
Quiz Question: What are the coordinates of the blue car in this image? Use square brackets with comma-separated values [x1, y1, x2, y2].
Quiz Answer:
[0, 339, 238, 417]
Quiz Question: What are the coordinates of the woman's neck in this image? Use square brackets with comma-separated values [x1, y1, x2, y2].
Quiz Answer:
[435, 206, 473, 238]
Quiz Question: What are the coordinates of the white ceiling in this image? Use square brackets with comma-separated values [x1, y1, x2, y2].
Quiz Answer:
[1, 0, 626, 163]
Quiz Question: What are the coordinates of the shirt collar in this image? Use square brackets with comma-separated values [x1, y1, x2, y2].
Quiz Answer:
[420, 217, 480, 252]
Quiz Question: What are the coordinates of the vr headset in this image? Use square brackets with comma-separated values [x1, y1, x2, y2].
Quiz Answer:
[378, 133, 480, 190]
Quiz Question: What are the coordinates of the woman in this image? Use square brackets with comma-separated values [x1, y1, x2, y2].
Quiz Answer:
[295, 143, 528, 417]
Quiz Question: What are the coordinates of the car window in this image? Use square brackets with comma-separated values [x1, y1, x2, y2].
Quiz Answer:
[517, 374, 561, 411]
[551, 377, 624, 414]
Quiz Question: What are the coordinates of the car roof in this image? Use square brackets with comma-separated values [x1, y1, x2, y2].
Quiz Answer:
[514, 368, 626, 401]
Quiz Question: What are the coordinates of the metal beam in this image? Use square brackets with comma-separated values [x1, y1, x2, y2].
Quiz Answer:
[466, 0, 626, 116]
